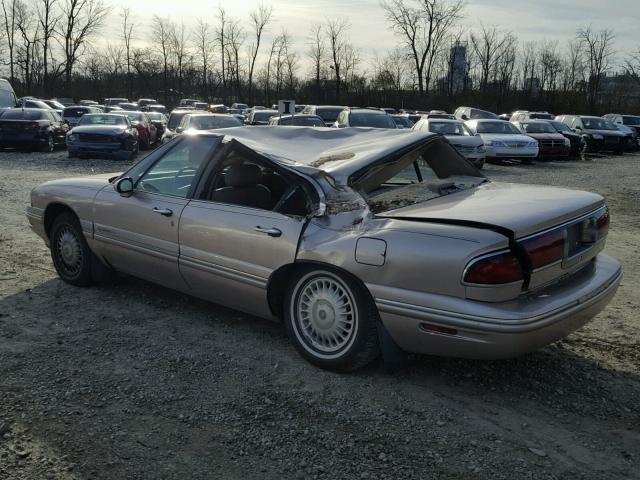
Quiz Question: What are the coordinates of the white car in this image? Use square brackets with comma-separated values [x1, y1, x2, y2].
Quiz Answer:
[413, 118, 486, 168]
[465, 119, 538, 163]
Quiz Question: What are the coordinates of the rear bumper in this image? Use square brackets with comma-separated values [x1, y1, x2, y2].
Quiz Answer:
[372, 254, 622, 359]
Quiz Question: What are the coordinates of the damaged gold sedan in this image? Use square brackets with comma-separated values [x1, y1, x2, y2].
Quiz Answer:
[26, 127, 622, 371]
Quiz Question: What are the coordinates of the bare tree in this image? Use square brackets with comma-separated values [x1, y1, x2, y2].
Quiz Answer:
[325, 18, 349, 102]
[121, 7, 135, 98]
[625, 47, 640, 84]
[520, 41, 537, 93]
[307, 23, 325, 101]
[58, 0, 108, 86]
[151, 15, 173, 98]
[193, 19, 214, 99]
[469, 24, 514, 94]
[36, 0, 59, 95]
[171, 22, 189, 94]
[215, 6, 228, 94]
[576, 26, 615, 110]
[224, 18, 244, 100]
[247, 3, 272, 103]
[1, 0, 18, 85]
[15, 0, 40, 91]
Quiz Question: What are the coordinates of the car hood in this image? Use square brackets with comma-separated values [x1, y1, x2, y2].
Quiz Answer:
[377, 182, 604, 238]
[70, 125, 128, 135]
[445, 135, 483, 147]
[524, 132, 566, 140]
[583, 129, 625, 137]
[478, 133, 534, 143]
[37, 173, 118, 191]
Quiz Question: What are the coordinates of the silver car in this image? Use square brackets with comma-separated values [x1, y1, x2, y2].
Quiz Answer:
[26, 127, 622, 372]
[413, 118, 486, 168]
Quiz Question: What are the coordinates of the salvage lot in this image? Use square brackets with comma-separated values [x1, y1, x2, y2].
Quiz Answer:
[0, 150, 638, 479]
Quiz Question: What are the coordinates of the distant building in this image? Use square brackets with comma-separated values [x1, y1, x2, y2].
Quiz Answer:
[449, 42, 467, 94]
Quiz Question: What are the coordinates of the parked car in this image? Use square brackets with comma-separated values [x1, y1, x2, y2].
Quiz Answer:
[390, 115, 414, 129]
[55, 97, 75, 107]
[301, 105, 347, 126]
[381, 107, 396, 115]
[425, 111, 456, 120]
[510, 111, 554, 122]
[63, 106, 102, 127]
[137, 98, 157, 108]
[543, 120, 584, 155]
[246, 109, 278, 125]
[512, 120, 570, 158]
[162, 109, 193, 143]
[454, 106, 499, 121]
[611, 123, 639, 151]
[207, 104, 228, 113]
[42, 99, 65, 115]
[555, 115, 626, 153]
[603, 113, 640, 136]
[118, 102, 139, 111]
[145, 111, 169, 138]
[176, 113, 242, 133]
[104, 98, 129, 106]
[179, 99, 200, 107]
[413, 118, 486, 168]
[333, 109, 397, 129]
[0, 78, 18, 112]
[268, 114, 325, 127]
[104, 106, 124, 113]
[193, 102, 209, 110]
[231, 103, 248, 110]
[146, 104, 168, 115]
[26, 127, 621, 372]
[19, 98, 53, 110]
[66, 113, 138, 160]
[465, 119, 538, 163]
[0, 108, 68, 151]
[118, 111, 157, 149]
[78, 100, 98, 106]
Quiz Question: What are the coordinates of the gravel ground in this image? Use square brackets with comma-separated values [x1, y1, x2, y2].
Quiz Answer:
[0, 149, 639, 480]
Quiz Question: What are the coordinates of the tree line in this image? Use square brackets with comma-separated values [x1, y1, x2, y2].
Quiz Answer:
[1, 0, 639, 114]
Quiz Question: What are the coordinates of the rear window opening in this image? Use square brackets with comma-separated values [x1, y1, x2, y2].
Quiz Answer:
[357, 140, 486, 214]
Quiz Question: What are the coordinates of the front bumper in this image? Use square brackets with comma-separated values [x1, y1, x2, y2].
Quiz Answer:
[538, 145, 570, 157]
[68, 140, 133, 158]
[485, 146, 538, 159]
[371, 254, 622, 359]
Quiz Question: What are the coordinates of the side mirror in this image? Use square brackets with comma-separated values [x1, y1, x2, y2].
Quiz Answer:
[115, 177, 134, 197]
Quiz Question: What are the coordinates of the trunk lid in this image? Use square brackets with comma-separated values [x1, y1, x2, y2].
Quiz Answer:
[377, 182, 604, 239]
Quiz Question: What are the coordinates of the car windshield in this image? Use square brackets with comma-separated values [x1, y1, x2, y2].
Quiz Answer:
[64, 108, 89, 117]
[521, 122, 556, 133]
[582, 117, 615, 130]
[392, 116, 414, 128]
[475, 121, 521, 134]
[279, 116, 325, 126]
[45, 100, 65, 110]
[146, 112, 165, 121]
[315, 107, 345, 123]
[168, 112, 188, 129]
[1, 110, 46, 120]
[122, 112, 144, 122]
[349, 112, 396, 128]
[78, 114, 127, 126]
[622, 116, 640, 126]
[253, 111, 277, 122]
[190, 115, 242, 129]
[429, 121, 468, 136]
[470, 109, 498, 119]
[550, 121, 571, 133]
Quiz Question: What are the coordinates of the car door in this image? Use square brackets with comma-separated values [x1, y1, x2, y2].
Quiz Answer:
[178, 145, 312, 318]
[91, 136, 220, 291]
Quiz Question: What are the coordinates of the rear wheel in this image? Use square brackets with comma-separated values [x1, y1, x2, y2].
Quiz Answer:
[284, 267, 380, 372]
[42, 134, 54, 152]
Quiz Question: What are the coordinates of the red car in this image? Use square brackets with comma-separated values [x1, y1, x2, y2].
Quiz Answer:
[119, 111, 157, 149]
[514, 120, 570, 158]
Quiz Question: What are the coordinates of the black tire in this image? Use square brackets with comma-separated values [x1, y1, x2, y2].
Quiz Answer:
[284, 267, 380, 372]
[42, 134, 54, 153]
[50, 212, 112, 286]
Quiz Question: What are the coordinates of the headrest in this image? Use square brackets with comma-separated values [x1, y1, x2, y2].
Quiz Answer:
[223, 164, 262, 187]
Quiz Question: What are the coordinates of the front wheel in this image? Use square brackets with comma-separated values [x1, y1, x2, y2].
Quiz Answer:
[284, 268, 380, 372]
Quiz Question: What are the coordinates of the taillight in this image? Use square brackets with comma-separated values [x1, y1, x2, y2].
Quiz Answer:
[596, 208, 609, 237]
[464, 251, 524, 285]
[520, 230, 565, 269]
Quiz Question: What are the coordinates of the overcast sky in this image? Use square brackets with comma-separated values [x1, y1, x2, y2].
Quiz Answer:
[103, 0, 640, 70]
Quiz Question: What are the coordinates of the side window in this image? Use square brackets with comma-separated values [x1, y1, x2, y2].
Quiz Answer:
[135, 137, 217, 197]
[199, 148, 310, 216]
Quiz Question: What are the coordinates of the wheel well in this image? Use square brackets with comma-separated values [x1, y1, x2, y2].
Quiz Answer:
[266, 261, 376, 320]
[43, 203, 76, 239]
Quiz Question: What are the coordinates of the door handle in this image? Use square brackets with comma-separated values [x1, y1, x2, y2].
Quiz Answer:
[255, 226, 282, 237]
[153, 207, 173, 217]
